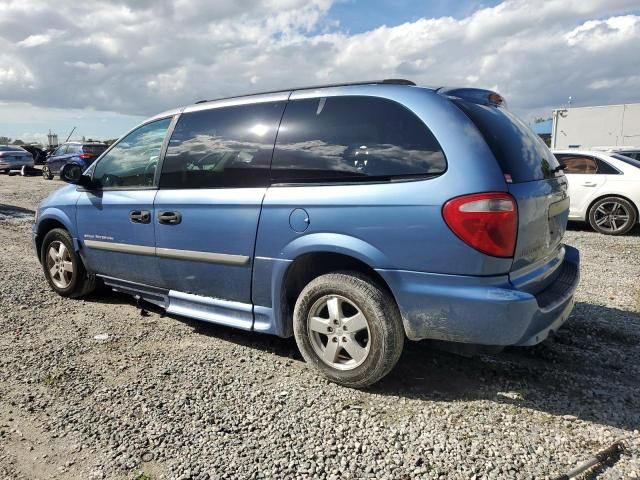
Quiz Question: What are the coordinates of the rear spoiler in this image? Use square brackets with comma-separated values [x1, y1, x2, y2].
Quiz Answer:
[436, 87, 507, 108]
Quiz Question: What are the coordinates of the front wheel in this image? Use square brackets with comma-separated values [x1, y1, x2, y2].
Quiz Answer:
[41, 228, 96, 297]
[293, 272, 404, 388]
[42, 165, 54, 180]
[588, 197, 637, 235]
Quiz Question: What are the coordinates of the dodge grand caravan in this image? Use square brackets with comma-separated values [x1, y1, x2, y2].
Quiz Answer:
[33, 79, 580, 387]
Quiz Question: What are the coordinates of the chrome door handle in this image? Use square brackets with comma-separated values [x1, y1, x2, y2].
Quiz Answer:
[129, 210, 151, 224]
[581, 182, 597, 187]
[158, 211, 182, 225]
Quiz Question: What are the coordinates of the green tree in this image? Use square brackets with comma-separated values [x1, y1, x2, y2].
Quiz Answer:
[0, 136, 11, 144]
[12, 139, 25, 145]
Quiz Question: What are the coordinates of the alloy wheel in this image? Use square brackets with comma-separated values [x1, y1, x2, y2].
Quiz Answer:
[46, 241, 74, 289]
[307, 295, 371, 370]
[593, 201, 631, 233]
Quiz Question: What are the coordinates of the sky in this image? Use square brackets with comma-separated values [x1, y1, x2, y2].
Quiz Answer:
[1, 0, 639, 144]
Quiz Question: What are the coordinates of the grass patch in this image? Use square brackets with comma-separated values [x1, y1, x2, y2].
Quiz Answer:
[133, 472, 153, 480]
[42, 368, 64, 386]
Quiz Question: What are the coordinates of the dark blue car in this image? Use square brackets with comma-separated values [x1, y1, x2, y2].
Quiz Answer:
[33, 80, 580, 387]
[43, 142, 107, 180]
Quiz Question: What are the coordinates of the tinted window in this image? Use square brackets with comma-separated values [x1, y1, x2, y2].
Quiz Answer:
[271, 96, 446, 182]
[0, 145, 25, 152]
[93, 118, 171, 188]
[555, 154, 597, 174]
[161, 102, 285, 189]
[83, 144, 107, 155]
[454, 100, 560, 182]
[596, 158, 619, 174]
[68, 144, 81, 154]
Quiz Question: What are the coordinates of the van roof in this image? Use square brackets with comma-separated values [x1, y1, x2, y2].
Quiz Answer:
[193, 79, 418, 106]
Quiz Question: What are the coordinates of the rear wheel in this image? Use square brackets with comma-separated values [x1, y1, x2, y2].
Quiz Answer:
[588, 197, 637, 235]
[42, 165, 54, 180]
[41, 228, 96, 297]
[293, 272, 404, 388]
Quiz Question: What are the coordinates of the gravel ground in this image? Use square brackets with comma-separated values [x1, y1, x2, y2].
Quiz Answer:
[1, 173, 639, 480]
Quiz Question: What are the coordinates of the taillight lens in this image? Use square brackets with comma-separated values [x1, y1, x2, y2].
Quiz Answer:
[79, 153, 92, 159]
[442, 192, 518, 258]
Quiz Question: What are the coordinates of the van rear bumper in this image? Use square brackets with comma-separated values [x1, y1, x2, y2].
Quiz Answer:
[376, 245, 580, 346]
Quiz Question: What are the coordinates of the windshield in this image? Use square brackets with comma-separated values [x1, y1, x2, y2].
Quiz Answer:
[611, 153, 640, 169]
[0, 145, 26, 152]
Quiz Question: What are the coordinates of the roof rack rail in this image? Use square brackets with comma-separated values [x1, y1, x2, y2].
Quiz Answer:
[194, 78, 415, 106]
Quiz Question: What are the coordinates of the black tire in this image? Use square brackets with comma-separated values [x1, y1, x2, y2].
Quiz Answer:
[293, 272, 404, 388]
[42, 165, 54, 180]
[588, 196, 637, 235]
[41, 228, 96, 298]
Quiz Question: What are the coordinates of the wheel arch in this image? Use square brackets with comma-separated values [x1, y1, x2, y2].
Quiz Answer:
[277, 251, 399, 338]
[35, 211, 75, 260]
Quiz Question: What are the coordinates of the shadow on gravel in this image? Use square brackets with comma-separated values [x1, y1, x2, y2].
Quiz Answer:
[0, 204, 35, 220]
[85, 289, 640, 431]
[373, 301, 640, 431]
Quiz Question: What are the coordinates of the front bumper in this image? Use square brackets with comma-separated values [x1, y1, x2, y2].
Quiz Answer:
[377, 245, 580, 346]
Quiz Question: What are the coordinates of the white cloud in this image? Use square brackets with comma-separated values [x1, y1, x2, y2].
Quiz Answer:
[17, 34, 52, 47]
[0, 0, 639, 126]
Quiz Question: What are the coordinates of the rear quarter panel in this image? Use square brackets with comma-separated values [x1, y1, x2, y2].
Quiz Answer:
[253, 86, 513, 312]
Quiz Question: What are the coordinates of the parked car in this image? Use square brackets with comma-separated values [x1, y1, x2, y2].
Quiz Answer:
[33, 80, 580, 387]
[20, 145, 47, 165]
[43, 142, 108, 180]
[553, 149, 640, 235]
[0, 145, 34, 175]
[592, 146, 640, 161]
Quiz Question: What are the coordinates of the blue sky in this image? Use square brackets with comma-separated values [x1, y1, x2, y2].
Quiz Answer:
[326, 0, 502, 33]
[1, 0, 639, 145]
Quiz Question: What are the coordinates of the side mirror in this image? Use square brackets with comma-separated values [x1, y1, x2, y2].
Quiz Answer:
[61, 164, 95, 189]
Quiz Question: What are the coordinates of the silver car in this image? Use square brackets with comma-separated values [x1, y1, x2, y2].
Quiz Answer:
[0, 145, 35, 174]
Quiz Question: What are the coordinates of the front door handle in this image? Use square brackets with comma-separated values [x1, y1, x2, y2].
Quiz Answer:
[129, 210, 151, 224]
[582, 182, 597, 187]
[158, 211, 182, 225]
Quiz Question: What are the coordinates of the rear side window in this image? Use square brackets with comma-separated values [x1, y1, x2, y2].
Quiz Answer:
[556, 154, 597, 174]
[271, 96, 446, 182]
[161, 102, 285, 189]
[454, 101, 560, 182]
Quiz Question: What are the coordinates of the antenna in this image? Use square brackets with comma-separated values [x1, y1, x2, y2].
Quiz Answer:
[65, 127, 76, 143]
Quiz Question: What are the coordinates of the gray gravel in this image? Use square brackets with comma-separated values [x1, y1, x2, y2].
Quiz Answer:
[1, 173, 639, 479]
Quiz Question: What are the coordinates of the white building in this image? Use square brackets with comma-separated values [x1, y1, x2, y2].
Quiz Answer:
[551, 102, 640, 149]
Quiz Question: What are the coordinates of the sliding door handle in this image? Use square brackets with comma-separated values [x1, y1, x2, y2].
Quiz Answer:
[129, 210, 151, 224]
[158, 211, 182, 225]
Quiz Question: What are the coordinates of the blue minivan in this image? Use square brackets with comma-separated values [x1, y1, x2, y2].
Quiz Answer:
[33, 80, 579, 387]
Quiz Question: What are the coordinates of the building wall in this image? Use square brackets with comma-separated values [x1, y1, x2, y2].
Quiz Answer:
[552, 103, 640, 148]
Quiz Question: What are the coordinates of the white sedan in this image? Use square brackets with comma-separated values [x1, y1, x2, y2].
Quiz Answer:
[552, 149, 640, 235]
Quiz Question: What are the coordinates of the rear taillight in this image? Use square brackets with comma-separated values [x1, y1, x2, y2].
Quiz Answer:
[79, 153, 92, 159]
[442, 192, 517, 258]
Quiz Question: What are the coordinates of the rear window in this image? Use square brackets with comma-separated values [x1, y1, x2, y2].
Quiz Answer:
[82, 145, 107, 155]
[0, 145, 25, 152]
[454, 101, 560, 182]
[612, 153, 640, 169]
[271, 96, 446, 183]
